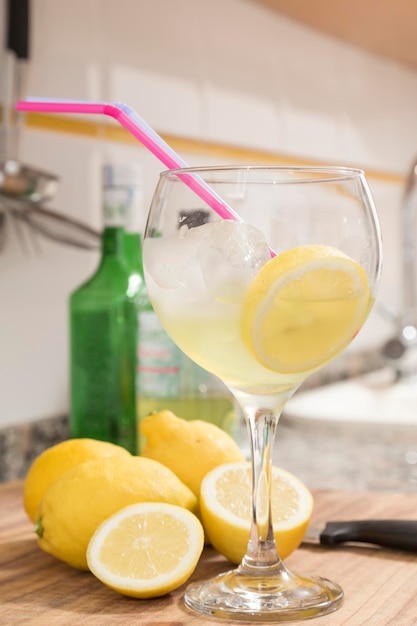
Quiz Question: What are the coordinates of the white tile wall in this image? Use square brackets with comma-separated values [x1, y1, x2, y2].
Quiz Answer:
[109, 66, 203, 138]
[1, 0, 417, 425]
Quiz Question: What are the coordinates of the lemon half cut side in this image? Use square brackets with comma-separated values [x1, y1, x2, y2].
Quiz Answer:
[199, 462, 313, 565]
[87, 502, 204, 598]
[241, 244, 371, 374]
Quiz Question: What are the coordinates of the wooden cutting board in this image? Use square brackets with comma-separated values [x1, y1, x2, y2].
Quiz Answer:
[1, 480, 417, 625]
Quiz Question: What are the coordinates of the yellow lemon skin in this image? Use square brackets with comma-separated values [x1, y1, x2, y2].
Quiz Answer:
[140, 410, 245, 497]
[36, 455, 197, 570]
[87, 502, 204, 599]
[200, 462, 313, 565]
[23, 438, 131, 522]
[241, 245, 370, 375]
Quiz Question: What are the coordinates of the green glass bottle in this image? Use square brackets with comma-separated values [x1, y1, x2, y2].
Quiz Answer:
[69, 164, 138, 453]
[124, 200, 241, 451]
[118, 170, 186, 449]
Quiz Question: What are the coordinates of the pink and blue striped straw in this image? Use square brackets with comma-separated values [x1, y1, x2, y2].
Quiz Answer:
[15, 98, 241, 222]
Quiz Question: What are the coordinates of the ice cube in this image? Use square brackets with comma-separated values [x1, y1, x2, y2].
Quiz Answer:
[143, 230, 201, 289]
[197, 220, 270, 303]
[144, 220, 270, 301]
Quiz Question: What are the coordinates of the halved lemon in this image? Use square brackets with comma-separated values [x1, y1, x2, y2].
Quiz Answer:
[199, 462, 313, 564]
[87, 502, 204, 598]
[241, 244, 370, 374]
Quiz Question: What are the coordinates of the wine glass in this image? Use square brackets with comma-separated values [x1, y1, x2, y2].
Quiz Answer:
[143, 166, 382, 622]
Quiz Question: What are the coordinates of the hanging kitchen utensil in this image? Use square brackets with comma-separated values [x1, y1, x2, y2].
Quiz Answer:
[12, 202, 101, 250]
[0, 158, 58, 201]
[0, 161, 101, 251]
[0, 0, 101, 252]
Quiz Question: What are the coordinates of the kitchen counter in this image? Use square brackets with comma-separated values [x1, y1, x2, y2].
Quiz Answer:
[2, 411, 416, 494]
[1, 481, 417, 625]
[2, 350, 397, 489]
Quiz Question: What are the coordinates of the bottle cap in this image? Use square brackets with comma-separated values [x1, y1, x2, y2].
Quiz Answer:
[103, 162, 143, 188]
[102, 162, 144, 232]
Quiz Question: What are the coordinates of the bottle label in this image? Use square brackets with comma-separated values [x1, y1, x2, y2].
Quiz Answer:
[137, 310, 182, 397]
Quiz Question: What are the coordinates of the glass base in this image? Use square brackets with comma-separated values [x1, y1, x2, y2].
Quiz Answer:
[184, 564, 344, 622]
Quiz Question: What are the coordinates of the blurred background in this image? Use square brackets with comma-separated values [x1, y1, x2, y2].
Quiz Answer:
[1, 0, 416, 487]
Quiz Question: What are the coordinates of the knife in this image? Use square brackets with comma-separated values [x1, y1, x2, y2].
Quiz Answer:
[303, 520, 417, 551]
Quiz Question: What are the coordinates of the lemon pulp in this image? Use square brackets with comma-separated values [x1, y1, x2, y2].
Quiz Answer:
[200, 462, 313, 564]
[241, 244, 371, 374]
[87, 502, 204, 598]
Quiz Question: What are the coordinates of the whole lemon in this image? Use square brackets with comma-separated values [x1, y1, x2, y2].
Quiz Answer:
[23, 438, 131, 522]
[140, 410, 245, 497]
[35, 455, 197, 570]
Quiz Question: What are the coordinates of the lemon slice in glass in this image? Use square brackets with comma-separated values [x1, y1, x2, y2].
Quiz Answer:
[199, 462, 313, 564]
[241, 244, 371, 374]
[87, 502, 204, 598]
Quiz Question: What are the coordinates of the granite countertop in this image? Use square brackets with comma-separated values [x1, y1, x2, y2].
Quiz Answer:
[2, 346, 414, 491]
[0, 415, 69, 483]
[1, 410, 416, 494]
[275, 419, 417, 493]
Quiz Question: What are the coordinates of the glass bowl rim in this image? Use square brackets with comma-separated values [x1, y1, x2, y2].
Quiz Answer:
[159, 164, 365, 184]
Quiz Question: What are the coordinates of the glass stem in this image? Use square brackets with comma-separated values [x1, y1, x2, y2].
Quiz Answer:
[239, 406, 281, 573]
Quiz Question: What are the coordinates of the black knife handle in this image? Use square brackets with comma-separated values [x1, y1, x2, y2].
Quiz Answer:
[6, 0, 30, 60]
[320, 520, 417, 551]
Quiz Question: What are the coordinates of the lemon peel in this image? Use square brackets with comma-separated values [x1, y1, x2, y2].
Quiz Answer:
[140, 410, 245, 497]
[241, 245, 370, 374]
[23, 438, 131, 522]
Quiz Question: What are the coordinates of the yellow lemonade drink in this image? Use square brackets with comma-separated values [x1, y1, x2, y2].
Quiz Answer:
[144, 221, 371, 397]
